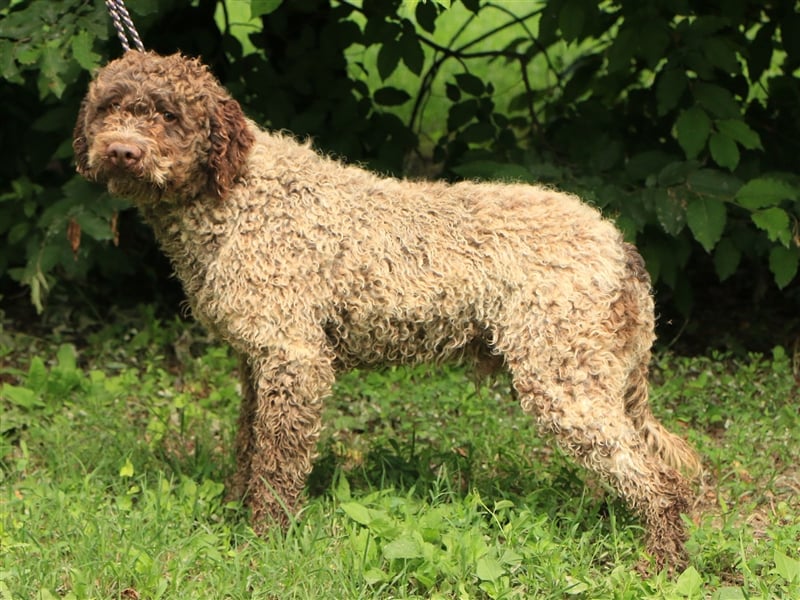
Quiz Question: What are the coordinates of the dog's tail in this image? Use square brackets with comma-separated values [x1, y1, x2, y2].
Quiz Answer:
[619, 243, 701, 477]
[625, 362, 702, 477]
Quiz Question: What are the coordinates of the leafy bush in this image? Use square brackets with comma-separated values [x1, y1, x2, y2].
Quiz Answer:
[1, 0, 797, 315]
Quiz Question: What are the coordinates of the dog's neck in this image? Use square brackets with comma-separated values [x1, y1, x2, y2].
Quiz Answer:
[138, 197, 230, 298]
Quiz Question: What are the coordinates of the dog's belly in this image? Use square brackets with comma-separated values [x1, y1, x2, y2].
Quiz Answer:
[324, 310, 483, 369]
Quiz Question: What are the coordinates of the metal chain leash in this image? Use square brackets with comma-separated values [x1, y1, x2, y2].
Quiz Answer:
[105, 0, 145, 52]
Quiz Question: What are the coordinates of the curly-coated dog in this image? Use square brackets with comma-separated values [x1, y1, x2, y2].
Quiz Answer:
[73, 51, 700, 570]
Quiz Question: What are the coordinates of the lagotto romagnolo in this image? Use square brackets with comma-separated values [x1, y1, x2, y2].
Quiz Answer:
[74, 51, 700, 570]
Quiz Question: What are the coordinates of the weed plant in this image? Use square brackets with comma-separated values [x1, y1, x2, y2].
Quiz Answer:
[1, 309, 798, 598]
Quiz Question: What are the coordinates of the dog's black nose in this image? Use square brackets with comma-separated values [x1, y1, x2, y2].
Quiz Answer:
[107, 142, 143, 168]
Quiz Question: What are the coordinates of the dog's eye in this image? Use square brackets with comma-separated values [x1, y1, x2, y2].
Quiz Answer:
[162, 111, 177, 123]
[99, 101, 121, 114]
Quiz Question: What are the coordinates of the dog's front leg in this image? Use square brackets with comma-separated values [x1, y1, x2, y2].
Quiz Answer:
[238, 344, 335, 532]
[227, 353, 258, 503]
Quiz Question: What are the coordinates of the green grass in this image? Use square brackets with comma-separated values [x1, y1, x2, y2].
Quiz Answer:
[1, 308, 799, 599]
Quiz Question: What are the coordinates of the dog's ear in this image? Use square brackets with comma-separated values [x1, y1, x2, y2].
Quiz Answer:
[72, 98, 91, 177]
[208, 98, 255, 200]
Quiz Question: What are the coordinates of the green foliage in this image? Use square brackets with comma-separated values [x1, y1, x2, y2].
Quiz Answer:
[0, 0, 798, 315]
[0, 0, 129, 311]
[2, 314, 799, 597]
[520, 2, 800, 300]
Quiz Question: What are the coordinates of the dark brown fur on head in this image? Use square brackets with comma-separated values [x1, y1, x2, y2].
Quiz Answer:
[72, 51, 254, 203]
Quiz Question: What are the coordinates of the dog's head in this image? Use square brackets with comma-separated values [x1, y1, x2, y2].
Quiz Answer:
[73, 51, 254, 204]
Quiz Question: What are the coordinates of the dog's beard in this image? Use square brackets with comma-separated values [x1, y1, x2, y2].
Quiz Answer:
[102, 165, 207, 205]
[105, 173, 162, 203]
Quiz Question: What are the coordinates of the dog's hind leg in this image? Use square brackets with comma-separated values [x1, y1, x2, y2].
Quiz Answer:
[508, 348, 692, 571]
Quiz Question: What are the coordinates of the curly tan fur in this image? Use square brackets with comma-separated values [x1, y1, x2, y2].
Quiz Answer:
[74, 51, 701, 571]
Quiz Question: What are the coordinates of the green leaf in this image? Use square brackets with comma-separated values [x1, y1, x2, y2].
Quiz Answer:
[250, 0, 284, 18]
[769, 245, 800, 288]
[713, 238, 741, 281]
[1, 384, 45, 409]
[658, 161, 700, 187]
[476, 555, 504, 582]
[694, 82, 740, 119]
[674, 566, 703, 597]
[8, 222, 30, 245]
[686, 197, 727, 252]
[0, 40, 22, 83]
[752, 207, 791, 246]
[119, 458, 135, 478]
[687, 169, 741, 197]
[415, 1, 439, 33]
[38, 44, 67, 98]
[735, 177, 798, 210]
[71, 30, 101, 71]
[334, 473, 350, 501]
[75, 213, 115, 241]
[340, 501, 372, 526]
[626, 150, 673, 181]
[455, 72, 485, 96]
[373, 86, 411, 106]
[656, 69, 687, 116]
[445, 82, 461, 102]
[709, 132, 739, 171]
[30, 272, 47, 314]
[56, 344, 77, 372]
[774, 549, 800, 582]
[377, 41, 401, 80]
[363, 19, 400, 46]
[675, 107, 711, 159]
[559, 0, 585, 42]
[615, 214, 639, 241]
[39, 244, 62, 274]
[607, 27, 636, 72]
[447, 99, 478, 131]
[382, 535, 423, 560]
[459, 122, 495, 144]
[638, 21, 670, 67]
[461, 0, 481, 13]
[748, 23, 775, 82]
[651, 189, 686, 235]
[703, 36, 740, 74]
[26, 356, 48, 390]
[399, 29, 424, 75]
[713, 587, 746, 599]
[716, 119, 762, 150]
[15, 43, 40, 66]
[363, 568, 387, 585]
